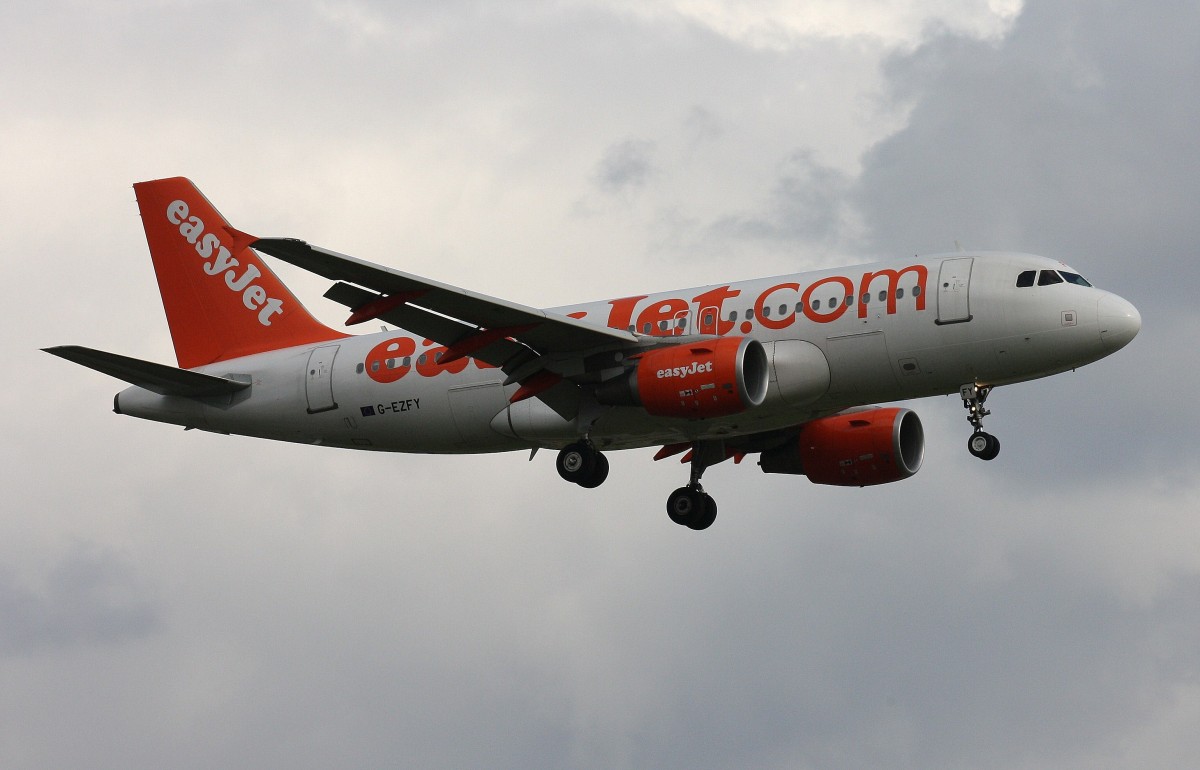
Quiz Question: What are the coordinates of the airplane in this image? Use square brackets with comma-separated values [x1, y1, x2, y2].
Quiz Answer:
[45, 177, 1141, 530]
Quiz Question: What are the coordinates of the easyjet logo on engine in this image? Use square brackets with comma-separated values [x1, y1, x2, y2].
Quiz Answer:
[656, 361, 713, 379]
[166, 199, 284, 326]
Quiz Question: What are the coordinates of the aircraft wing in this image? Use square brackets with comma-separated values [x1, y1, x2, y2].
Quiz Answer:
[250, 238, 638, 374]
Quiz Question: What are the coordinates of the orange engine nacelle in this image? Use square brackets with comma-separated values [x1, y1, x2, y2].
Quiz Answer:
[760, 407, 925, 486]
[596, 337, 769, 419]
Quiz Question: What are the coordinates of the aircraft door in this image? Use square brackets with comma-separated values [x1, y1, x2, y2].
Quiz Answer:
[936, 257, 974, 324]
[305, 344, 339, 413]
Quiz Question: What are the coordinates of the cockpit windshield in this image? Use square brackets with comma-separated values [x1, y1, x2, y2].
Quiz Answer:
[1059, 271, 1092, 287]
[1015, 269, 1093, 288]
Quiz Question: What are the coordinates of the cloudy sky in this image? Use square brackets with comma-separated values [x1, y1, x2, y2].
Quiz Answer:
[3, 0, 1198, 767]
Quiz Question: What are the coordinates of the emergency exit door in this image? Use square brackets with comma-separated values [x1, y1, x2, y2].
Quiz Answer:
[305, 345, 340, 413]
[936, 258, 974, 324]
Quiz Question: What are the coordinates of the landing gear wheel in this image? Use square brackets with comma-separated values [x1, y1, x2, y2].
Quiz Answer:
[577, 453, 610, 489]
[688, 495, 717, 531]
[667, 487, 701, 526]
[556, 442, 597, 484]
[967, 431, 1000, 461]
[666, 487, 717, 530]
[960, 384, 1000, 461]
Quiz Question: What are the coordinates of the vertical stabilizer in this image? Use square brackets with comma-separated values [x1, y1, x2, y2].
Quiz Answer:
[134, 177, 345, 368]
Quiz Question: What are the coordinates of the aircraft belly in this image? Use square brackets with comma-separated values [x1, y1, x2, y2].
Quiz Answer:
[343, 370, 517, 453]
[891, 339, 1000, 391]
[585, 400, 823, 451]
[184, 344, 516, 452]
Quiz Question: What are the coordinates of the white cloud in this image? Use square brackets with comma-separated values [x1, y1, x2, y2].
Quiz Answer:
[589, 0, 1023, 49]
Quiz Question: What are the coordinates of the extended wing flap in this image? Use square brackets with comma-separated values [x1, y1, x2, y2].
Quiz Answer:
[324, 282, 534, 371]
[251, 238, 636, 355]
[43, 346, 250, 398]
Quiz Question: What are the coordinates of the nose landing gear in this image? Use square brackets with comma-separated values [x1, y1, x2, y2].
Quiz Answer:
[961, 383, 1000, 461]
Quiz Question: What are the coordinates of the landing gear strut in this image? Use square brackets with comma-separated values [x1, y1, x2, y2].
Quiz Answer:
[666, 441, 721, 531]
[961, 383, 1000, 461]
[556, 441, 609, 488]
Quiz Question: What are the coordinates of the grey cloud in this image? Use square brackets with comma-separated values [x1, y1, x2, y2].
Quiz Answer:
[709, 150, 853, 247]
[594, 139, 657, 193]
[0, 546, 159, 655]
[682, 105, 724, 143]
[854, 0, 1200, 309]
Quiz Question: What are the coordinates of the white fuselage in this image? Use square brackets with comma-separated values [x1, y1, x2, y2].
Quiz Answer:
[115, 252, 1139, 453]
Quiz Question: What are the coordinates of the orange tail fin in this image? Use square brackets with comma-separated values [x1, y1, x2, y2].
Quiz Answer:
[134, 177, 346, 368]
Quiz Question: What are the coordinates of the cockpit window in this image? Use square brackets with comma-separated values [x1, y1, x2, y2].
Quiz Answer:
[1016, 270, 1035, 287]
[1037, 270, 1064, 286]
[1059, 271, 1092, 287]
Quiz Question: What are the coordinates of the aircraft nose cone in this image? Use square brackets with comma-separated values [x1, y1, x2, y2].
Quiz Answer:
[1098, 294, 1141, 351]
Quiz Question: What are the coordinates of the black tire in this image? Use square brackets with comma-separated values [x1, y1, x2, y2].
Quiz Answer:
[577, 453, 610, 489]
[667, 487, 701, 526]
[556, 442, 597, 483]
[968, 432, 1000, 461]
[687, 494, 717, 531]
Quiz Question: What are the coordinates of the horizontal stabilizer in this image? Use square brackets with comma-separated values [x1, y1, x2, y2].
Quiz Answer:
[43, 345, 251, 398]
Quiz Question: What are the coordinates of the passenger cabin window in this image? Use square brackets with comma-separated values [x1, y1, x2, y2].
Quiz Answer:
[1038, 270, 1064, 286]
[1060, 271, 1092, 287]
[1016, 270, 1036, 287]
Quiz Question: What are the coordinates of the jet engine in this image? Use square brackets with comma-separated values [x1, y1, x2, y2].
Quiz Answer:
[760, 407, 924, 486]
[596, 337, 769, 419]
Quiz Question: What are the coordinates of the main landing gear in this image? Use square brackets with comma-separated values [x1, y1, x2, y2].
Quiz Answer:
[555, 439, 721, 531]
[556, 441, 610, 489]
[961, 383, 1000, 461]
[666, 441, 722, 531]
